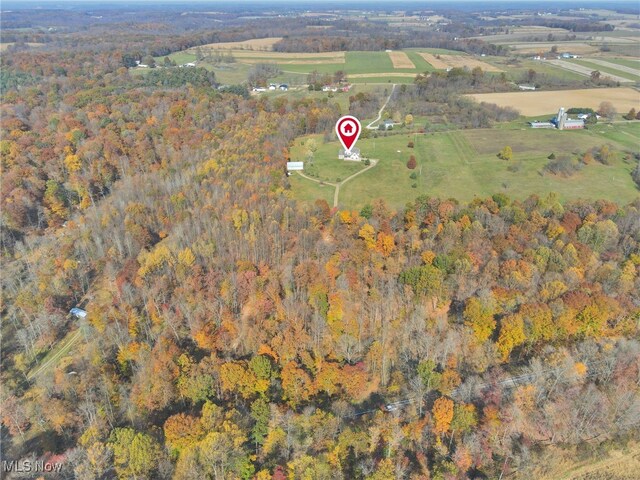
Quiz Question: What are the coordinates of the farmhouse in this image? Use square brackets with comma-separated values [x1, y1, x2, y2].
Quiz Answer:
[379, 120, 395, 130]
[338, 147, 361, 161]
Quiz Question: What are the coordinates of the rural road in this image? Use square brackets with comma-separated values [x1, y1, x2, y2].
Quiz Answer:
[296, 171, 336, 187]
[297, 159, 378, 207]
[366, 84, 397, 129]
[547, 59, 633, 83]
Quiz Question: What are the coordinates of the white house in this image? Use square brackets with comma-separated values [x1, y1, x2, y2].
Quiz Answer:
[338, 147, 361, 161]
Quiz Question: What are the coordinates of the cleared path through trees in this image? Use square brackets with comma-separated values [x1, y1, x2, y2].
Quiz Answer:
[366, 84, 397, 129]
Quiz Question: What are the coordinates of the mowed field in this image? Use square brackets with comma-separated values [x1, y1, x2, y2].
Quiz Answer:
[548, 59, 634, 83]
[567, 57, 640, 83]
[291, 122, 640, 208]
[466, 88, 640, 116]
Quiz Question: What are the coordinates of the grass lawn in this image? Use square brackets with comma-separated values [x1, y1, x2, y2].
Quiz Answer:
[287, 174, 334, 205]
[292, 122, 640, 209]
[290, 134, 367, 183]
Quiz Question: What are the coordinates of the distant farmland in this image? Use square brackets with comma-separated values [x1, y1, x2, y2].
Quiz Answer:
[466, 87, 640, 116]
[158, 47, 504, 84]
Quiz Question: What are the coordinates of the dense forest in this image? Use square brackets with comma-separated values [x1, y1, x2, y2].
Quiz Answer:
[1, 7, 640, 480]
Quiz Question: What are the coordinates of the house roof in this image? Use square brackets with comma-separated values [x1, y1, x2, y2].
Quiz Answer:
[339, 147, 361, 154]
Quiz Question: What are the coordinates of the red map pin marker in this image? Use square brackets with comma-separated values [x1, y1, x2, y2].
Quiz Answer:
[336, 115, 361, 153]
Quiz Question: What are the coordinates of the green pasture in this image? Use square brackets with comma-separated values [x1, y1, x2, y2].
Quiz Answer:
[496, 58, 587, 82]
[292, 122, 640, 209]
[601, 57, 640, 69]
[569, 59, 640, 82]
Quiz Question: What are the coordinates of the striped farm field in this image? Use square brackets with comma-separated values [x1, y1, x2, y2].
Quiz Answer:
[388, 51, 416, 69]
[418, 52, 502, 72]
[418, 52, 449, 69]
[439, 54, 503, 72]
[466, 87, 640, 116]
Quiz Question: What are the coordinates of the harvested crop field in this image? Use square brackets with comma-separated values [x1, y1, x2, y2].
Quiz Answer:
[466, 87, 640, 116]
[440, 54, 503, 72]
[418, 52, 502, 72]
[418, 52, 449, 69]
[196, 37, 282, 51]
[388, 51, 416, 69]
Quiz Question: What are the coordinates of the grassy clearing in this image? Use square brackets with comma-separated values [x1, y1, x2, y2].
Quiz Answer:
[287, 174, 334, 205]
[292, 123, 640, 209]
[27, 329, 82, 380]
[289, 134, 367, 183]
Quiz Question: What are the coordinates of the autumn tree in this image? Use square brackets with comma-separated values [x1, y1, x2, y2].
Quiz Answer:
[463, 297, 496, 343]
[497, 146, 513, 161]
[109, 428, 163, 479]
[432, 397, 454, 435]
